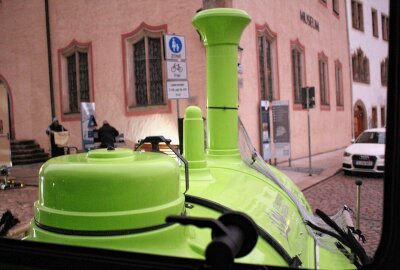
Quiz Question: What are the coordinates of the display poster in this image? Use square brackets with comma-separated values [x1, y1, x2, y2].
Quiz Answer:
[260, 100, 271, 160]
[80, 102, 97, 152]
[272, 100, 291, 159]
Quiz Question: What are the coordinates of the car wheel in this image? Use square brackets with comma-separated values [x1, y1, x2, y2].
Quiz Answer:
[343, 170, 351, 176]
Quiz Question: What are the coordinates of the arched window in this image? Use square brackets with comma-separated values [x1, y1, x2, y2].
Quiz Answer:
[122, 23, 168, 115]
[335, 60, 344, 108]
[256, 23, 279, 101]
[318, 52, 330, 107]
[352, 48, 370, 84]
[58, 40, 94, 118]
[290, 40, 306, 106]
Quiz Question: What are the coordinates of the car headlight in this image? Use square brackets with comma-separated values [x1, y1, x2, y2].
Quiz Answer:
[343, 151, 351, 157]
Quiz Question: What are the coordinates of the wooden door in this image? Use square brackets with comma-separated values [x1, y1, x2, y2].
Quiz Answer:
[354, 105, 364, 138]
[0, 83, 11, 167]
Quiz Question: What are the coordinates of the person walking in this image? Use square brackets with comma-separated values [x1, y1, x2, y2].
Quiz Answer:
[98, 120, 119, 149]
[46, 117, 67, 157]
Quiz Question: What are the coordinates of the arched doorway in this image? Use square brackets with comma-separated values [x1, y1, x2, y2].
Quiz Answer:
[354, 101, 367, 139]
[0, 81, 12, 166]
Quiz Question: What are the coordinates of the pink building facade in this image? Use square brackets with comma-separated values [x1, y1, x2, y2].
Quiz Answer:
[0, 0, 352, 160]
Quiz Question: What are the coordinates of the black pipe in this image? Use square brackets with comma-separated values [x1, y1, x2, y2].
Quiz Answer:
[45, 0, 55, 118]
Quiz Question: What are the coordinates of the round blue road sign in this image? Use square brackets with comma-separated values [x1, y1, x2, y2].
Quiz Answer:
[169, 37, 182, 53]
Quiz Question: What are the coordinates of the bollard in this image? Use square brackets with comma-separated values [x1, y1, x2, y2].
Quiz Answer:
[355, 179, 363, 230]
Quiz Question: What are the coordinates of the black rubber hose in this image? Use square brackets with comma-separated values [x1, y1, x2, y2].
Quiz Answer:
[185, 194, 301, 268]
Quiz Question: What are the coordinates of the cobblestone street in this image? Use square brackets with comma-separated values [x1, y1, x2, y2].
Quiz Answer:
[303, 172, 384, 258]
[1, 186, 37, 232]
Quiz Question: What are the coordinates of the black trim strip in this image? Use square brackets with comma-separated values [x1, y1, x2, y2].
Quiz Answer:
[306, 220, 350, 247]
[185, 194, 302, 268]
[35, 219, 173, 237]
[207, 106, 238, 110]
[336, 242, 361, 269]
[315, 209, 371, 267]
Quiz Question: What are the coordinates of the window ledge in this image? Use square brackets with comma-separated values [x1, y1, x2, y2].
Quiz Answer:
[336, 105, 345, 111]
[61, 112, 81, 122]
[353, 80, 371, 85]
[320, 104, 331, 111]
[126, 103, 171, 116]
[293, 103, 304, 111]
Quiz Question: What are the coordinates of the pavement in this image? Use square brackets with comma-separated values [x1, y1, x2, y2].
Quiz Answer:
[2, 147, 345, 190]
[275, 147, 345, 190]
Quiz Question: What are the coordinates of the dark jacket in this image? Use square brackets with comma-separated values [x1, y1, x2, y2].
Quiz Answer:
[98, 123, 119, 148]
[46, 122, 67, 157]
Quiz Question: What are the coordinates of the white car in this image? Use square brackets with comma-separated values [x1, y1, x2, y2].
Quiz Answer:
[342, 128, 385, 174]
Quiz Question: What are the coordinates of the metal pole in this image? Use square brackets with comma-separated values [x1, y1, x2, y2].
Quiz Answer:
[176, 99, 182, 154]
[355, 179, 362, 230]
[176, 99, 180, 118]
[45, 0, 55, 118]
[307, 88, 312, 176]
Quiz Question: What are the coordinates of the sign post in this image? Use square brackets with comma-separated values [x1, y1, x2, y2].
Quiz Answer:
[164, 34, 189, 153]
[260, 101, 271, 160]
[301, 87, 315, 176]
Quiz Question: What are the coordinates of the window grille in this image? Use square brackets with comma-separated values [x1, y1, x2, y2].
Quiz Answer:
[67, 55, 78, 112]
[292, 48, 303, 104]
[352, 49, 370, 84]
[258, 36, 266, 100]
[258, 30, 277, 102]
[79, 52, 90, 104]
[133, 38, 147, 106]
[335, 61, 344, 107]
[132, 36, 164, 107]
[66, 51, 90, 113]
[148, 37, 164, 105]
[265, 39, 274, 101]
[319, 58, 329, 106]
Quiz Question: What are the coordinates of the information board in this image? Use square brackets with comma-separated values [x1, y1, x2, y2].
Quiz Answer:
[80, 102, 96, 152]
[167, 81, 189, 99]
[272, 100, 291, 159]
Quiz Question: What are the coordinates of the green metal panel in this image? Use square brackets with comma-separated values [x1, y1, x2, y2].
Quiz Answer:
[192, 8, 250, 156]
[35, 148, 184, 231]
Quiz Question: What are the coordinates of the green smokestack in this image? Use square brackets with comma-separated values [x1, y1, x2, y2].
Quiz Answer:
[192, 8, 251, 156]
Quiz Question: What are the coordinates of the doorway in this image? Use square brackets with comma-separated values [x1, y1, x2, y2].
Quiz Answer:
[354, 102, 366, 139]
[0, 82, 12, 167]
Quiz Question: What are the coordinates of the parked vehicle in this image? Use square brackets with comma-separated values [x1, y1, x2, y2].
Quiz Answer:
[342, 128, 385, 174]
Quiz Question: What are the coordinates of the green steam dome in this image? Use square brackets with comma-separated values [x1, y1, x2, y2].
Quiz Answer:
[34, 148, 184, 231]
